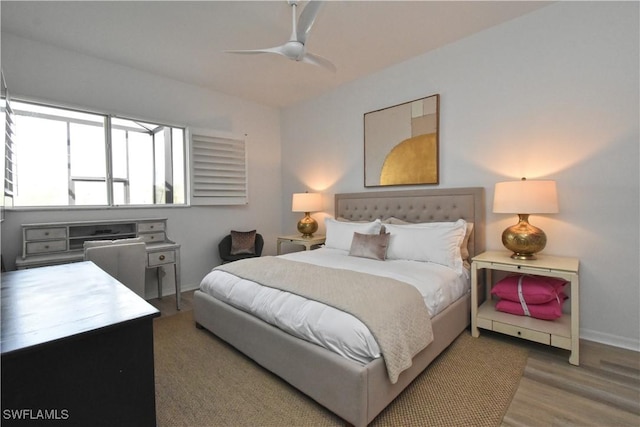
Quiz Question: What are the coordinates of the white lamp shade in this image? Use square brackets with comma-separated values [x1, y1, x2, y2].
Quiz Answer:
[493, 180, 559, 214]
[292, 192, 322, 213]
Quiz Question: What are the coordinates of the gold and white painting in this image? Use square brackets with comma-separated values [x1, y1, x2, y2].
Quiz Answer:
[364, 94, 439, 187]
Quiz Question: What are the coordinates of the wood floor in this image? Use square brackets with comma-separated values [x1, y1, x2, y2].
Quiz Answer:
[150, 290, 640, 426]
[502, 334, 639, 426]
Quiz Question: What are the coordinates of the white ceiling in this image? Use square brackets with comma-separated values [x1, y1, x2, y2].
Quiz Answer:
[1, 1, 550, 108]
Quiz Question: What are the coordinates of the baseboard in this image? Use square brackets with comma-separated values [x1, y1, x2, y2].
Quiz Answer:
[147, 283, 199, 300]
[581, 328, 640, 352]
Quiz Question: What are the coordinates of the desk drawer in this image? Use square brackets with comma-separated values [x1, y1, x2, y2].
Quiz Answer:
[26, 240, 67, 255]
[138, 222, 165, 233]
[148, 251, 175, 267]
[25, 228, 67, 240]
[139, 232, 165, 243]
[493, 321, 551, 345]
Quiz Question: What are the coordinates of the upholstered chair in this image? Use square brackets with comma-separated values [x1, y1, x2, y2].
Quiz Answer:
[83, 239, 147, 298]
[218, 231, 264, 263]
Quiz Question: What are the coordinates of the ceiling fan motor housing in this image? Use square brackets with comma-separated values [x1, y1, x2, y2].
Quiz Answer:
[283, 41, 305, 60]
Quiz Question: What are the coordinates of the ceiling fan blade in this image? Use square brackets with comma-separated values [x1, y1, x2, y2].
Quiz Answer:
[225, 45, 288, 56]
[302, 51, 336, 73]
[296, 1, 324, 44]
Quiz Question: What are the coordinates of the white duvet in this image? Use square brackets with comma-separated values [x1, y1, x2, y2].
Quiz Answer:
[199, 247, 469, 365]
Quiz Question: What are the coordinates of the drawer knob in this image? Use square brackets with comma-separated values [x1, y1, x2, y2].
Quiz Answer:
[517, 331, 522, 336]
[45, 232, 50, 236]
[150, 226, 154, 229]
[159, 255, 165, 261]
[44, 245, 49, 249]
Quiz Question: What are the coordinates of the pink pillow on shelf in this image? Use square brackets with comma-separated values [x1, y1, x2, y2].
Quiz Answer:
[495, 293, 568, 320]
[491, 274, 567, 304]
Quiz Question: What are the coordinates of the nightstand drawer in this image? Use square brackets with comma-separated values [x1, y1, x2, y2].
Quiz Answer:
[493, 321, 551, 345]
[148, 251, 175, 267]
[26, 240, 67, 255]
[25, 227, 67, 240]
[551, 335, 572, 350]
[476, 317, 493, 330]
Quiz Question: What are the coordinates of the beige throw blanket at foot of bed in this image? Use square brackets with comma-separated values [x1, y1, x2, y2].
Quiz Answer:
[215, 256, 433, 383]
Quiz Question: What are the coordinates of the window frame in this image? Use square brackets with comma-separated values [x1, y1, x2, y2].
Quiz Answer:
[5, 98, 189, 210]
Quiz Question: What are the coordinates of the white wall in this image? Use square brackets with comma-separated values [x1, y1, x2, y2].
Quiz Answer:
[281, 2, 640, 350]
[2, 2, 638, 350]
[0, 33, 283, 295]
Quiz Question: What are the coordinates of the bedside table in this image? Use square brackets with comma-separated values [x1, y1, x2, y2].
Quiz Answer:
[471, 250, 580, 365]
[276, 234, 326, 255]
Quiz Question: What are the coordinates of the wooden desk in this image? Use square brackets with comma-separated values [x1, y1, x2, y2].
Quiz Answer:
[1, 262, 160, 426]
[14, 218, 181, 310]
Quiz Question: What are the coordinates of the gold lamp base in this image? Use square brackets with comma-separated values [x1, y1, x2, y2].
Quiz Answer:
[297, 212, 318, 238]
[502, 214, 547, 260]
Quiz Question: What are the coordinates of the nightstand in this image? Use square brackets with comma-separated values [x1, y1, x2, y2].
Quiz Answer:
[276, 234, 326, 255]
[471, 250, 580, 365]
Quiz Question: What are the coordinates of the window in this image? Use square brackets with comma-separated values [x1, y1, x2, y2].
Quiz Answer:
[111, 117, 185, 206]
[190, 132, 247, 205]
[8, 100, 186, 207]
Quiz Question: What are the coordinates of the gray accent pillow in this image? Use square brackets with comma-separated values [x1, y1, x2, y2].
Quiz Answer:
[230, 230, 256, 255]
[349, 232, 390, 261]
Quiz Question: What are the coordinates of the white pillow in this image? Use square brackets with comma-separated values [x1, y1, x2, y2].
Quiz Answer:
[385, 219, 467, 272]
[324, 218, 382, 251]
[383, 218, 473, 261]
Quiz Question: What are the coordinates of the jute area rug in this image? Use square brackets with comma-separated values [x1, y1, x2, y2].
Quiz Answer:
[154, 311, 528, 427]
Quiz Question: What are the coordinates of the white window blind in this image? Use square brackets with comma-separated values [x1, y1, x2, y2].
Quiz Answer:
[190, 132, 247, 205]
[2, 71, 15, 209]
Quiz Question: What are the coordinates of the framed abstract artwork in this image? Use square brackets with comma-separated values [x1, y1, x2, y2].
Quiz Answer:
[364, 94, 440, 187]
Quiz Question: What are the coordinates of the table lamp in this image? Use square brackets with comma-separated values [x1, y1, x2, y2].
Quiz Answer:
[292, 192, 322, 238]
[493, 178, 558, 260]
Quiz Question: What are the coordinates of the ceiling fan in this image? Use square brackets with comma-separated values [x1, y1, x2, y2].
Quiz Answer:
[225, 0, 336, 72]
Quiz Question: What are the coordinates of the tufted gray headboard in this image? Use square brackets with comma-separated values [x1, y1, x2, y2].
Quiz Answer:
[335, 187, 485, 259]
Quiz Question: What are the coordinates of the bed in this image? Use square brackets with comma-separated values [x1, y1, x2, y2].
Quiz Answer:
[194, 187, 485, 426]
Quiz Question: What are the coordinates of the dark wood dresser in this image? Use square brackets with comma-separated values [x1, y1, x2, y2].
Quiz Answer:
[1, 262, 160, 426]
